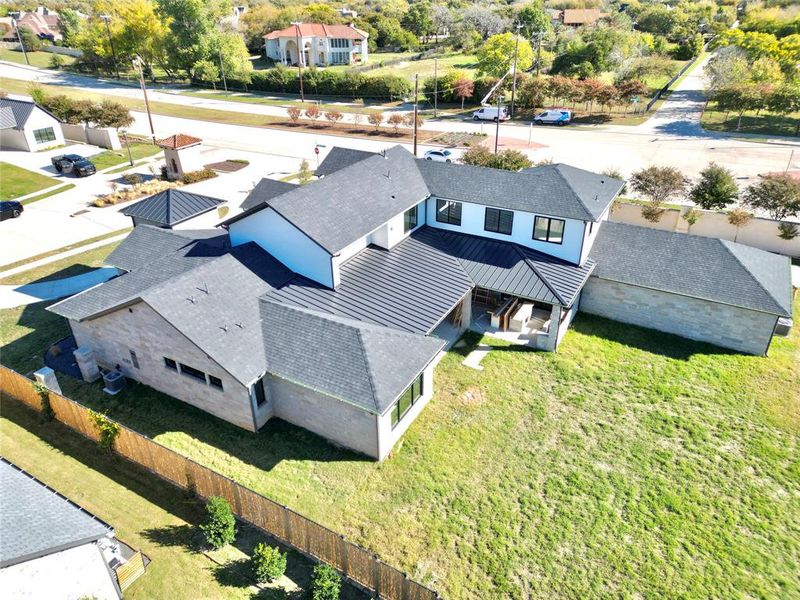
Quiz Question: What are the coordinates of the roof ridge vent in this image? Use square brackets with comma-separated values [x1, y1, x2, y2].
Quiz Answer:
[220, 324, 229, 332]
[187, 295, 196, 304]
[234, 321, 244, 329]
[197, 282, 209, 294]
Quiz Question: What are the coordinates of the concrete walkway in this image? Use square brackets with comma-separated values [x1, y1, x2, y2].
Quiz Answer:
[0, 266, 118, 309]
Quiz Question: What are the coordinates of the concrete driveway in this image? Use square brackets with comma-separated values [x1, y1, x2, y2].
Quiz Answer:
[4, 142, 107, 177]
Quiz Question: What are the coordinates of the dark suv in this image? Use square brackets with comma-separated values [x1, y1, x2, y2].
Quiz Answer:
[0, 201, 23, 221]
[52, 154, 97, 177]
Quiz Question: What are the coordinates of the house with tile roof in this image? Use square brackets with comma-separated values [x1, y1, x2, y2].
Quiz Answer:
[47, 146, 793, 460]
[0, 97, 64, 151]
[561, 8, 608, 27]
[264, 22, 369, 66]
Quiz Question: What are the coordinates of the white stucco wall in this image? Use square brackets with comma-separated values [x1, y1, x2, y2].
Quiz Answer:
[228, 207, 334, 288]
[376, 362, 435, 460]
[425, 197, 585, 264]
[69, 302, 255, 430]
[0, 543, 120, 600]
[23, 107, 64, 151]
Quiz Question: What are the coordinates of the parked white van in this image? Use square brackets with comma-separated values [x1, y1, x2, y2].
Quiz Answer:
[472, 106, 510, 122]
[534, 109, 572, 126]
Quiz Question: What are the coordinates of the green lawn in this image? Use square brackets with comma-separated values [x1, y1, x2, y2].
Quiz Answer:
[1, 291, 798, 598]
[0, 240, 120, 286]
[0, 48, 76, 69]
[21, 183, 75, 206]
[0, 162, 57, 200]
[366, 52, 479, 81]
[0, 401, 367, 600]
[0, 228, 130, 273]
[701, 106, 800, 138]
[90, 143, 163, 171]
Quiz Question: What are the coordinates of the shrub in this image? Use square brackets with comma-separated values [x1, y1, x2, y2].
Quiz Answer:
[601, 168, 628, 195]
[690, 163, 738, 210]
[352, 113, 364, 128]
[298, 159, 313, 185]
[641, 203, 666, 223]
[305, 105, 321, 124]
[182, 168, 217, 184]
[251, 543, 287, 583]
[32, 381, 54, 422]
[778, 221, 799, 240]
[310, 564, 341, 600]
[324, 110, 343, 127]
[460, 145, 532, 171]
[287, 106, 302, 123]
[200, 496, 236, 550]
[49, 54, 65, 69]
[727, 207, 753, 228]
[387, 113, 405, 134]
[682, 207, 701, 227]
[122, 173, 142, 185]
[87, 410, 120, 452]
[368, 112, 383, 130]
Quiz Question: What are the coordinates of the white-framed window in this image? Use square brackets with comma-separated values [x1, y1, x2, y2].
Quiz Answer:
[33, 127, 56, 144]
[330, 38, 350, 49]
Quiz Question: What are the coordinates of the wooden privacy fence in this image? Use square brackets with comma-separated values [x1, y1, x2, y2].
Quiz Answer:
[1, 366, 440, 600]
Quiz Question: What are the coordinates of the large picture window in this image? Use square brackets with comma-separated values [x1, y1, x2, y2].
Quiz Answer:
[33, 127, 56, 144]
[436, 199, 462, 226]
[403, 205, 418, 233]
[330, 38, 350, 48]
[484, 207, 514, 235]
[533, 216, 565, 244]
[390, 373, 424, 428]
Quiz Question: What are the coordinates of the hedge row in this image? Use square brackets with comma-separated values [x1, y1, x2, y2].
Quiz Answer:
[222, 67, 413, 100]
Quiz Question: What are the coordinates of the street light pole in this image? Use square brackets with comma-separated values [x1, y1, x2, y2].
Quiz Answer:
[433, 57, 438, 117]
[100, 15, 120, 79]
[494, 92, 502, 154]
[509, 23, 522, 118]
[132, 56, 156, 142]
[292, 22, 305, 102]
[11, 19, 30, 66]
[218, 47, 228, 94]
[413, 73, 419, 156]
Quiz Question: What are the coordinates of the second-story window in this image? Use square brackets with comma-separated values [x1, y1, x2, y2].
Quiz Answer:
[330, 38, 349, 48]
[404, 205, 418, 233]
[533, 216, 565, 244]
[484, 207, 513, 235]
[436, 199, 462, 226]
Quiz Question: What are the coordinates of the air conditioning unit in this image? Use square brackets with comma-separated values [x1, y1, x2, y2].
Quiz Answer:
[102, 370, 125, 395]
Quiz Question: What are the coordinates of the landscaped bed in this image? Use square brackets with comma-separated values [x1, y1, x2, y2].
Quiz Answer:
[1, 286, 798, 598]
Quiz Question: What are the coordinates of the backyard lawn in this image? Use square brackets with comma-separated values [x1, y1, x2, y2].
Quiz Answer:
[1, 281, 798, 599]
[0, 162, 57, 200]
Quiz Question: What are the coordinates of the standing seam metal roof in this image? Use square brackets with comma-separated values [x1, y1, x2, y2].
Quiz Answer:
[121, 189, 224, 226]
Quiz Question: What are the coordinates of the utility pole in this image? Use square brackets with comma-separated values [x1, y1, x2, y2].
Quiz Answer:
[132, 56, 156, 142]
[494, 91, 502, 154]
[413, 74, 419, 156]
[123, 131, 134, 166]
[292, 22, 305, 102]
[11, 18, 29, 66]
[535, 31, 544, 76]
[218, 47, 228, 94]
[100, 15, 120, 79]
[433, 57, 438, 117]
[510, 23, 522, 118]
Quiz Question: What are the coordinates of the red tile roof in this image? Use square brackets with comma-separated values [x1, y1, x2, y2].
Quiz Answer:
[562, 9, 606, 25]
[156, 134, 202, 150]
[264, 23, 368, 41]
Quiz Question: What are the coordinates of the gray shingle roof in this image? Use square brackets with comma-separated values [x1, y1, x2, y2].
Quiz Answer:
[260, 300, 445, 414]
[269, 228, 474, 333]
[421, 160, 623, 221]
[121, 189, 224, 226]
[0, 97, 59, 130]
[143, 243, 294, 384]
[105, 225, 229, 272]
[413, 227, 594, 307]
[316, 147, 374, 177]
[49, 231, 229, 321]
[590, 222, 793, 317]
[266, 146, 431, 254]
[0, 459, 113, 568]
[239, 179, 297, 212]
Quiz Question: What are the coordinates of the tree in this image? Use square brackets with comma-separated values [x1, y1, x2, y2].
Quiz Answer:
[18, 26, 43, 52]
[216, 31, 253, 86]
[368, 112, 384, 130]
[402, 2, 434, 43]
[743, 173, 800, 221]
[767, 84, 800, 136]
[305, 105, 321, 125]
[352, 112, 363, 128]
[630, 166, 687, 205]
[193, 59, 220, 90]
[518, 77, 548, 111]
[704, 47, 751, 92]
[298, 159, 313, 184]
[287, 106, 302, 123]
[90, 100, 134, 129]
[454, 77, 475, 109]
[49, 54, 65, 69]
[387, 112, 405, 134]
[310, 564, 341, 600]
[477, 33, 534, 78]
[324, 110, 343, 127]
[712, 84, 762, 130]
[617, 79, 648, 113]
[518, 1, 551, 39]
[431, 5, 453, 42]
[727, 207, 753, 241]
[251, 544, 286, 583]
[158, 0, 230, 77]
[303, 3, 343, 24]
[690, 163, 738, 210]
[28, 82, 46, 106]
[200, 497, 236, 550]
[58, 8, 82, 47]
[459, 5, 508, 41]
[460, 145, 532, 171]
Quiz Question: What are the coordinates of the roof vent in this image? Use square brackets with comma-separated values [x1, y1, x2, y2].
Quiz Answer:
[187, 296, 196, 304]
[219, 325, 229, 333]
[197, 282, 209, 294]
[234, 322, 244, 329]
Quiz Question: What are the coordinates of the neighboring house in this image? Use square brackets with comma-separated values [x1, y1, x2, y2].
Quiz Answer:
[0, 97, 64, 152]
[122, 189, 226, 230]
[48, 145, 793, 460]
[156, 133, 204, 181]
[561, 9, 607, 27]
[264, 23, 369, 66]
[0, 458, 146, 599]
[337, 7, 358, 19]
[1, 7, 61, 42]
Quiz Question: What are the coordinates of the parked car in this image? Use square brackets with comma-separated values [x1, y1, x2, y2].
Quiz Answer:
[534, 110, 572, 126]
[0, 201, 23, 221]
[51, 154, 97, 177]
[423, 149, 454, 163]
[472, 106, 509, 122]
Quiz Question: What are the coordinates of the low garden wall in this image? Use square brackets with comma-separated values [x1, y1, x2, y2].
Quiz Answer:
[61, 124, 121, 150]
[610, 201, 800, 257]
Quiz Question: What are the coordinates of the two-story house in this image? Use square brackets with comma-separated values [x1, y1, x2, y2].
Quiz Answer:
[263, 23, 369, 67]
[48, 146, 792, 461]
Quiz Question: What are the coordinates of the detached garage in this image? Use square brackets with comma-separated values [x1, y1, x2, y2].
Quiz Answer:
[584, 222, 793, 356]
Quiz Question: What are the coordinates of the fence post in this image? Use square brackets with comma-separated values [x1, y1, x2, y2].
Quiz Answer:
[373, 555, 382, 597]
[339, 535, 349, 577]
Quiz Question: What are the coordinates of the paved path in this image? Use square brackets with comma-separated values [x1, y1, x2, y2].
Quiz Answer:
[0, 267, 118, 309]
